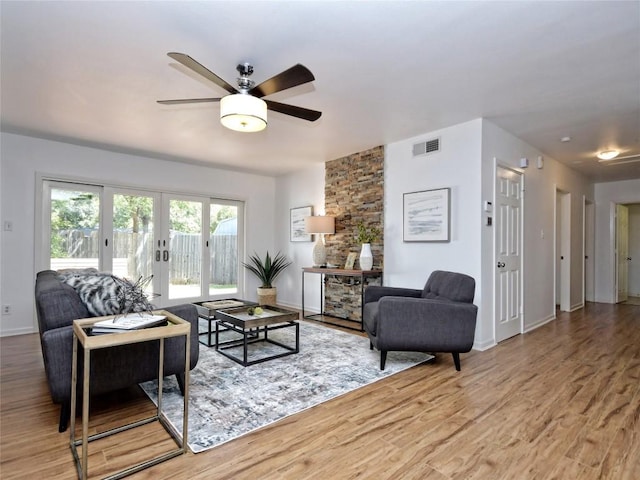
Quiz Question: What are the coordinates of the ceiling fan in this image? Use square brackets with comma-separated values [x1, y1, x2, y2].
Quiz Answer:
[158, 52, 321, 132]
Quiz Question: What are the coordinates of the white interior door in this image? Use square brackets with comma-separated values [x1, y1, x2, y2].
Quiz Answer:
[495, 165, 523, 342]
[629, 205, 640, 298]
[556, 191, 571, 311]
[584, 200, 595, 302]
[616, 204, 629, 303]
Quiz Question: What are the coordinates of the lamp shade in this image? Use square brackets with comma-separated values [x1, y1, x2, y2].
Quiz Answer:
[220, 94, 267, 132]
[304, 216, 335, 234]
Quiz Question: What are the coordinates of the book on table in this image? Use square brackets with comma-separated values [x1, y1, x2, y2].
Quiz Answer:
[90, 313, 167, 334]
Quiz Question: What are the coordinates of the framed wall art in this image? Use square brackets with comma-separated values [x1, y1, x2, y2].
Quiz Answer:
[290, 206, 313, 242]
[403, 188, 450, 242]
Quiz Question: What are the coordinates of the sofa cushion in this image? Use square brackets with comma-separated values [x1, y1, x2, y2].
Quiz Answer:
[59, 271, 154, 317]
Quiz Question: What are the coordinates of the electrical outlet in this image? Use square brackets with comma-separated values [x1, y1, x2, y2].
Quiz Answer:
[2, 305, 11, 315]
[3, 221, 13, 232]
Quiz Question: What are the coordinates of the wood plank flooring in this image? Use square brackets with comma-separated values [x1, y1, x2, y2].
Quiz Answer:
[1, 302, 638, 479]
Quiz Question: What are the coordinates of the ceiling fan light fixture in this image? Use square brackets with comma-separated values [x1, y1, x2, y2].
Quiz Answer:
[220, 94, 267, 133]
[597, 150, 619, 161]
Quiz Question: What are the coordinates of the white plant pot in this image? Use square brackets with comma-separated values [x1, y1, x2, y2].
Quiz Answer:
[359, 243, 373, 271]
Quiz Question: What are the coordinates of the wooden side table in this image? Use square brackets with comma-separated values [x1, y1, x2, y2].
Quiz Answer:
[70, 310, 190, 480]
[301, 267, 383, 331]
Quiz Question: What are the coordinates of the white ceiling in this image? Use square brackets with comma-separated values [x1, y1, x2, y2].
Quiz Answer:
[1, 1, 639, 181]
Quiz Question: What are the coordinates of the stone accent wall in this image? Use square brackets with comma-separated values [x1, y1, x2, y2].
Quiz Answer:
[323, 145, 384, 320]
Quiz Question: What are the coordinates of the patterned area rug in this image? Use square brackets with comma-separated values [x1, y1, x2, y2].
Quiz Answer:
[140, 320, 433, 453]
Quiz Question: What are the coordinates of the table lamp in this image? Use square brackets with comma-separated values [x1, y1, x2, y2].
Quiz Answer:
[304, 216, 335, 267]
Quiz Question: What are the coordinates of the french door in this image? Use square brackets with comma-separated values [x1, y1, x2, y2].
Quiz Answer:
[108, 188, 159, 296]
[45, 181, 103, 272]
[41, 180, 244, 305]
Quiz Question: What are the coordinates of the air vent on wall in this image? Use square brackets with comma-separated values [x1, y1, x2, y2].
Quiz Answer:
[412, 137, 440, 157]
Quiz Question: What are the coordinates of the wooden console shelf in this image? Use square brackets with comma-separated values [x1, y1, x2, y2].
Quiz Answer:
[301, 267, 383, 331]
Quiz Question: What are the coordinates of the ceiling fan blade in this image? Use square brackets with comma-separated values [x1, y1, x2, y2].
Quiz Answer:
[157, 98, 221, 105]
[167, 52, 237, 94]
[251, 64, 315, 98]
[265, 100, 322, 122]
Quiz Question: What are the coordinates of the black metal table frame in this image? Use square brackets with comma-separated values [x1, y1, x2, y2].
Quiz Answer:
[215, 320, 299, 366]
[301, 268, 383, 331]
[194, 299, 257, 347]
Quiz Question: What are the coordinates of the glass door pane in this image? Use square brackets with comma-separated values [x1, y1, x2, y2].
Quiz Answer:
[209, 203, 238, 296]
[47, 184, 101, 271]
[168, 198, 202, 299]
[42, 180, 244, 305]
[112, 192, 155, 294]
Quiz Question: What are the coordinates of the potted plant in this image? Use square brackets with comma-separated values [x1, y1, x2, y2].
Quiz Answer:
[242, 251, 292, 305]
[356, 222, 381, 271]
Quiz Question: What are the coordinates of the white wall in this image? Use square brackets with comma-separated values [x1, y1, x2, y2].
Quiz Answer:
[480, 121, 593, 341]
[385, 120, 485, 344]
[594, 179, 640, 303]
[0, 144, 3, 327]
[384, 118, 594, 350]
[0, 132, 277, 336]
[3, 127, 626, 341]
[274, 163, 325, 312]
[274, 118, 595, 353]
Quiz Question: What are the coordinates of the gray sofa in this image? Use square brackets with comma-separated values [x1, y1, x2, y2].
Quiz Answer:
[35, 270, 200, 432]
[363, 270, 478, 371]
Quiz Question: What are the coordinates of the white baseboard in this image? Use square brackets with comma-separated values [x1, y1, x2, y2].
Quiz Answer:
[0, 326, 36, 337]
[277, 300, 321, 316]
[569, 303, 584, 312]
[473, 338, 497, 351]
[523, 314, 556, 334]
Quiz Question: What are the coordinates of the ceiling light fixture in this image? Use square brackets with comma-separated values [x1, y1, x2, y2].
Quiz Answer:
[597, 150, 620, 161]
[220, 94, 267, 133]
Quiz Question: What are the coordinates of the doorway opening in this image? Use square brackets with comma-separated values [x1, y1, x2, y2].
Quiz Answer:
[616, 203, 640, 305]
[555, 189, 571, 312]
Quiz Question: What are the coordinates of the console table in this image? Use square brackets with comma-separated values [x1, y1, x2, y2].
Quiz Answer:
[301, 267, 383, 331]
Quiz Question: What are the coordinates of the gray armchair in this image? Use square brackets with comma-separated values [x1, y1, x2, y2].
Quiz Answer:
[363, 270, 477, 371]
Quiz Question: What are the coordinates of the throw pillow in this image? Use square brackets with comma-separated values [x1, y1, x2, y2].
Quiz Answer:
[59, 271, 154, 317]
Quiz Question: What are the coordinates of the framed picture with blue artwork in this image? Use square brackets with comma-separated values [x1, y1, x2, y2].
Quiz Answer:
[290, 206, 313, 242]
[403, 188, 450, 242]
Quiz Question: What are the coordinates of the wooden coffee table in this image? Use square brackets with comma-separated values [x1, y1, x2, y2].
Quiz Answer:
[193, 298, 257, 347]
[214, 305, 299, 366]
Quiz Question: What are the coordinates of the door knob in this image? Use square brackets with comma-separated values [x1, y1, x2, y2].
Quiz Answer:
[497, 262, 505, 268]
